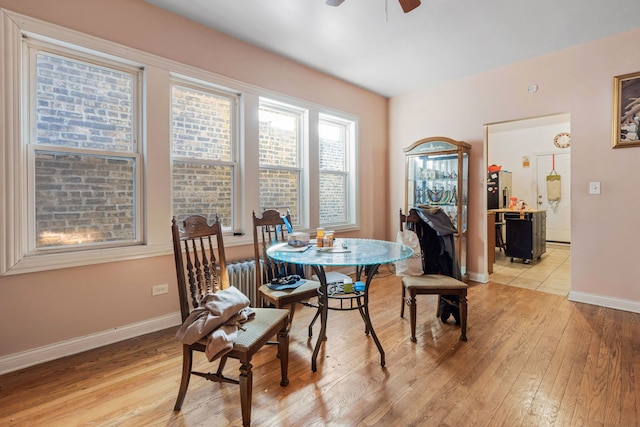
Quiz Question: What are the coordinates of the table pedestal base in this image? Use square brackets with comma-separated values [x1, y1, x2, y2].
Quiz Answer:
[310, 264, 385, 372]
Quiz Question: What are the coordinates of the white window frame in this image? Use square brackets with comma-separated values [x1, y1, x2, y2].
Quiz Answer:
[258, 98, 307, 227]
[170, 76, 242, 232]
[24, 40, 144, 255]
[256, 96, 359, 232]
[0, 12, 156, 275]
[318, 113, 357, 227]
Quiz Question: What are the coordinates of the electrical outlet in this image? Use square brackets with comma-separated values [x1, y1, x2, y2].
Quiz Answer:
[589, 181, 601, 195]
[152, 283, 169, 296]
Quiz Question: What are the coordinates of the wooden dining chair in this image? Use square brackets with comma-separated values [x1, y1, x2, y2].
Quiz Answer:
[399, 208, 468, 342]
[252, 209, 321, 335]
[171, 215, 290, 427]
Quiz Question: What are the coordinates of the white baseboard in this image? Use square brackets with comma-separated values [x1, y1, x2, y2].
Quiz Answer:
[466, 271, 640, 314]
[467, 271, 489, 283]
[568, 291, 640, 314]
[0, 311, 182, 375]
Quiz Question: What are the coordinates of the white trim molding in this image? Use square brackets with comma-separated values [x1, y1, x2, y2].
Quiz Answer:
[0, 311, 181, 375]
[1, 11, 22, 276]
[568, 290, 640, 314]
[467, 271, 489, 283]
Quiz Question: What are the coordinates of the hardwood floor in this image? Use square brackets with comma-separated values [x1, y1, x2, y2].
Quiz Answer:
[1, 269, 639, 426]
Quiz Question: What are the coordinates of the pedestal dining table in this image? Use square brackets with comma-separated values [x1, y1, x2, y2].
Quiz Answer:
[267, 238, 413, 371]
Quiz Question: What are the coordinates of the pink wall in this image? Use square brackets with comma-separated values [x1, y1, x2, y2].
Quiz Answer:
[0, 0, 388, 359]
[390, 29, 640, 305]
[2, 0, 639, 368]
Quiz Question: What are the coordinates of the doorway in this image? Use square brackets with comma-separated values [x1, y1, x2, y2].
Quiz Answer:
[486, 113, 571, 295]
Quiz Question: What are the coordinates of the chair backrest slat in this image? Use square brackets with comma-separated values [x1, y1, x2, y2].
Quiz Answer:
[253, 209, 296, 288]
[172, 215, 229, 322]
[400, 208, 422, 232]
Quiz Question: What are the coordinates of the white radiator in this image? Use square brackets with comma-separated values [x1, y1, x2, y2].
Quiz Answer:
[226, 260, 314, 307]
[227, 260, 260, 307]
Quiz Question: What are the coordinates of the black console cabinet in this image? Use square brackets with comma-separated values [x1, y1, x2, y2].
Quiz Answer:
[504, 210, 546, 264]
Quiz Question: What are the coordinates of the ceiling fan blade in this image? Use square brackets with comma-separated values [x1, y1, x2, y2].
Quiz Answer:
[398, 0, 421, 13]
[326, 0, 346, 6]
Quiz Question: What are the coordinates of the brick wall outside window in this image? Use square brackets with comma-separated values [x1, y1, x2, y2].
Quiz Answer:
[258, 118, 299, 222]
[171, 85, 233, 226]
[319, 127, 347, 224]
[33, 52, 137, 248]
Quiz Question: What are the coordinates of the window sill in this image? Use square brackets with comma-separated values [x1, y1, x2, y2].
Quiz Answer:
[2, 243, 172, 276]
[2, 225, 360, 276]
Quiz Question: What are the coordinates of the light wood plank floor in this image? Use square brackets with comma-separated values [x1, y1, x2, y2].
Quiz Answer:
[1, 270, 639, 426]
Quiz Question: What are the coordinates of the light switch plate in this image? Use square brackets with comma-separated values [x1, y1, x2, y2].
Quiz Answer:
[589, 181, 601, 195]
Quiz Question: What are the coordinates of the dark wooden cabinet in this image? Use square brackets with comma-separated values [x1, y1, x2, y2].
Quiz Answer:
[504, 210, 546, 264]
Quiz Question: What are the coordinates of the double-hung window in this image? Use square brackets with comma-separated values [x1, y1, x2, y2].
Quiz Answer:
[1, 11, 360, 276]
[26, 42, 143, 252]
[258, 99, 306, 225]
[170, 80, 239, 230]
[318, 114, 354, 226]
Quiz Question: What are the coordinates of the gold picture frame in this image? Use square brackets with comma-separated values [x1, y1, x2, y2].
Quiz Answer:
[612, 71, 640, 148]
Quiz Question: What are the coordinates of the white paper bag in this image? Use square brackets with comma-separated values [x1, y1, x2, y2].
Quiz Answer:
[547, 171, 561, 202]
[395, 229, 423, 276]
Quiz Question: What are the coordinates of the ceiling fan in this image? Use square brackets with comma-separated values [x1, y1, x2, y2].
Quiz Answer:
[326, 0, 421, 13]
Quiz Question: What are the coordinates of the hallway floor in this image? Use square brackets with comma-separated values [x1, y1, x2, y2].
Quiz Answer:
[490, 242, 571, 296]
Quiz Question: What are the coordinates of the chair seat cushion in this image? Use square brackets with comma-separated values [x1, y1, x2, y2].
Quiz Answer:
[259, 279, 320, 301]
[402, 274, 467, 290]
[234, 308, 289, 350]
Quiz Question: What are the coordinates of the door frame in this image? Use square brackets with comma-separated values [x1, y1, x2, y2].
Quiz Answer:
[483, 115, 572, 283]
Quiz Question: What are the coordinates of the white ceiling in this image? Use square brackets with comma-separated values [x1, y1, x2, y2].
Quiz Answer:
[146, 0, 640, 98]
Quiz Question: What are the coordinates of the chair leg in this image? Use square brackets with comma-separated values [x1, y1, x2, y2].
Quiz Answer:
[356, 295, 369, 335]
[287, 303, 296, 327]
[409, 291, 417, 343]
[239, 361, 253, 427]
[400, 285, 406, 318]
[278, 327, 290, 386]
[308, 305, 321, 338]
[174, 345, 192, 411]
[216, 355, 228, 376]
[459, 294, 468, 341]
[496, 224, 506, 252]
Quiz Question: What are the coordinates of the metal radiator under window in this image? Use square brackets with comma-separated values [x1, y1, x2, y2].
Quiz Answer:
[226, 260, 259, 307]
